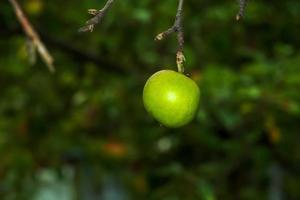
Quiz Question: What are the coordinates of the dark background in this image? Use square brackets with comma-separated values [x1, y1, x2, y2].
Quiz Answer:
[0, 0, 300, 199]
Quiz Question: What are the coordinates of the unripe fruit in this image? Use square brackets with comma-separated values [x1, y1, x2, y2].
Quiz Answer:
[143, 70, 200, 128]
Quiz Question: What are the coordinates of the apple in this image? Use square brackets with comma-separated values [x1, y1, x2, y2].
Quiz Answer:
[143, 70, 200, 128]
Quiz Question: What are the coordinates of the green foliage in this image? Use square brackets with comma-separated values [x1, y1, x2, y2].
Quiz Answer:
[0, 0, 300, 199]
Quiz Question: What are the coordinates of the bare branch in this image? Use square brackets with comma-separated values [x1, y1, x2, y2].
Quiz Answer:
[79, 0, 115, 32]
[236, 0, 247, 20]
[8, 0, 55, 73]
[155, 0, 185, 73]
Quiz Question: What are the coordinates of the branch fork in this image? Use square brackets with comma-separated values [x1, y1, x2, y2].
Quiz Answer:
[79, 0, 248, 73]
[79, 0, 115, 33]
[155, 0, 185, 73]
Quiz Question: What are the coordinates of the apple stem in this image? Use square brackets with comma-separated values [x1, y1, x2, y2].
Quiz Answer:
[177, 51, 185, 73]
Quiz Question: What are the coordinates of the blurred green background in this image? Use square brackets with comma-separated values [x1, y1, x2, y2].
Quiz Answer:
[1, 0, 300, 199]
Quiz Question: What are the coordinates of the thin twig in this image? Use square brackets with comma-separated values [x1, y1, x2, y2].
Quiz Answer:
[236, 0, 247, 20]
[155, 0, 185, 73]
[79, 0, 115, 32]
[8, 0, 55, 73]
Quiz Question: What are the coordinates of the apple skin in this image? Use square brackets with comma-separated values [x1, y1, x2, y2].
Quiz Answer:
[143, 70, 200, 128]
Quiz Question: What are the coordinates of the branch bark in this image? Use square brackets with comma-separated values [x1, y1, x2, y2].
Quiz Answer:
[79, 0, 115, 32]
[78, 0, 248, 72]
[236, 0, 247, 20]
[8, 0, 55, 73]
[155, 0, 185, 73]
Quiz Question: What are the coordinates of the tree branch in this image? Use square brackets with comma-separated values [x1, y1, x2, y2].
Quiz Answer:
[79, 0, 115, 32]
[155, 0, 185, 73]
[1, 26, 127, 74]
[236, 0, 247, 20]
[41, 33, 127, 74]
[8, 0, 55, 73]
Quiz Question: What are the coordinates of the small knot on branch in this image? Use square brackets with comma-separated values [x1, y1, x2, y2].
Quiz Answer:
[88, 9, 99, 16]
[176, 51, 185, 73]
[155, 33, 164, 41]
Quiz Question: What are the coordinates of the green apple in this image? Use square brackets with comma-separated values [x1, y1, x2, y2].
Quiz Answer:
[143, 70, 200, 128]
